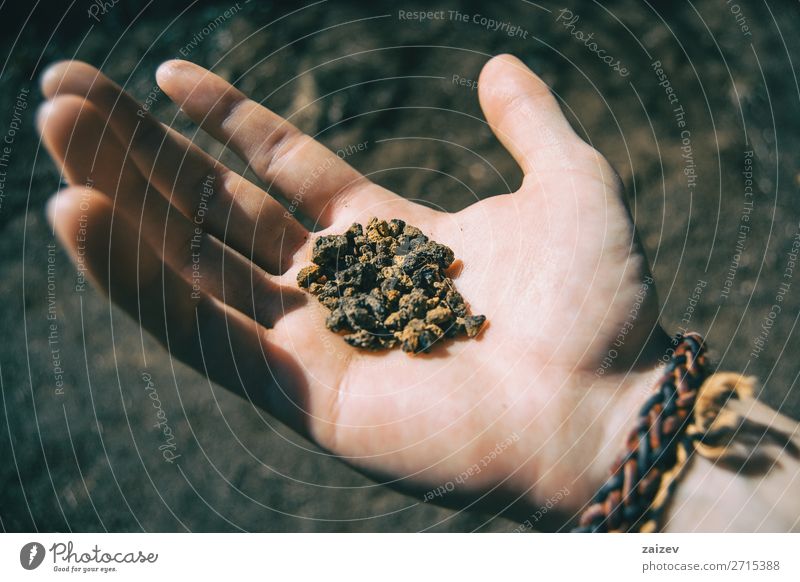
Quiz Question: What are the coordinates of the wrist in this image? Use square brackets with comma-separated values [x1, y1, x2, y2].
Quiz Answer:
[549, 328, 676, 529]
[510, 364, 663, 530]
[575, 366, 664, 522]
[566, 338, 800, 533]
[506, 329, 683, 530]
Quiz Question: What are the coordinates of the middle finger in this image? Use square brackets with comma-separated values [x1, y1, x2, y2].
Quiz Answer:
[38, 95, 301, 328]
[41, 60, 308, 274]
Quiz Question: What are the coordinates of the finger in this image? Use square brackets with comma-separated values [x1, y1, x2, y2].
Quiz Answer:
[40, 60, 308, 273]
[478, 54, 591, 177]
[38, 95, 301, 327]
[47, 187, 312, 431]
[155, 59, 398, 226]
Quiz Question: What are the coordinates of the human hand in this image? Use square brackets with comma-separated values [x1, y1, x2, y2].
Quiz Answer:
[38, 54, 672, 528]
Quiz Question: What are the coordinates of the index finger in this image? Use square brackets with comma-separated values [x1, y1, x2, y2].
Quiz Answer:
[156, 59, 399, 227]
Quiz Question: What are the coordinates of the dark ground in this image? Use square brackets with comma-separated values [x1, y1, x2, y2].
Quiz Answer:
[2, 0, 800, 532]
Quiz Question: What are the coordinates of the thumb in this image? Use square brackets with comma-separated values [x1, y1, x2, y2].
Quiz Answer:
[478, 54, 586, 177]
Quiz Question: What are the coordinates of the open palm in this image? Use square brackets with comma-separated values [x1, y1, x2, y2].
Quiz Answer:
[40, 54, 671, 528]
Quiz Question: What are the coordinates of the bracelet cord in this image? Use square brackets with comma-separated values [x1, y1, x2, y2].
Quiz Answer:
[573, 332, 707, 533]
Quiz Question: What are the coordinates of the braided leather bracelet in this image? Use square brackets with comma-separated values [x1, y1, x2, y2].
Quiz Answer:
[573, 332, 708, 533]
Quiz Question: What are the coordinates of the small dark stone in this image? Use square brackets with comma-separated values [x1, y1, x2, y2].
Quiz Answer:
[312, 234, 348, 265]
[297, 264, 324, 288]
[345, 223, 363, 243]
[411, 263, 442, 289]
[397, 319, 444, 353]
[344, 329, 383, 350]
[425, 305, 454, 326]
[444, 288, 468, 317]
[402, 224, 426, 240]
[326, 308, 348, 332]
[388, 219, 406, 237]
[462, 315, 487, 338]
[399, 288, 429, 319]
[336, 262, 377, 290]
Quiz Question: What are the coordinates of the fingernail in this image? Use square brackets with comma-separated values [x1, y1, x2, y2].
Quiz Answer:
[35, 101, 56, 133]
[155, 60, 182, 86]
[40, 61, 70, 97]
[45, 195, 59, 227]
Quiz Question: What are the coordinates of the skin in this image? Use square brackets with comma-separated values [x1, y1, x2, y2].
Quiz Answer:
[38, 54, 724, 530]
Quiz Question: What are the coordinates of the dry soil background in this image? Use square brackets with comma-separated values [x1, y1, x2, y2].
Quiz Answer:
[2, 0, 800, 531]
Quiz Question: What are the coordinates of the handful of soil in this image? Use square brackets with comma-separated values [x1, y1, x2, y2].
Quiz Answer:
[297, 218, 486, 353]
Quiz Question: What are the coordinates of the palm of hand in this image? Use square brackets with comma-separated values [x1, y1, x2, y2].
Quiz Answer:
[40, 54, 667, 523]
